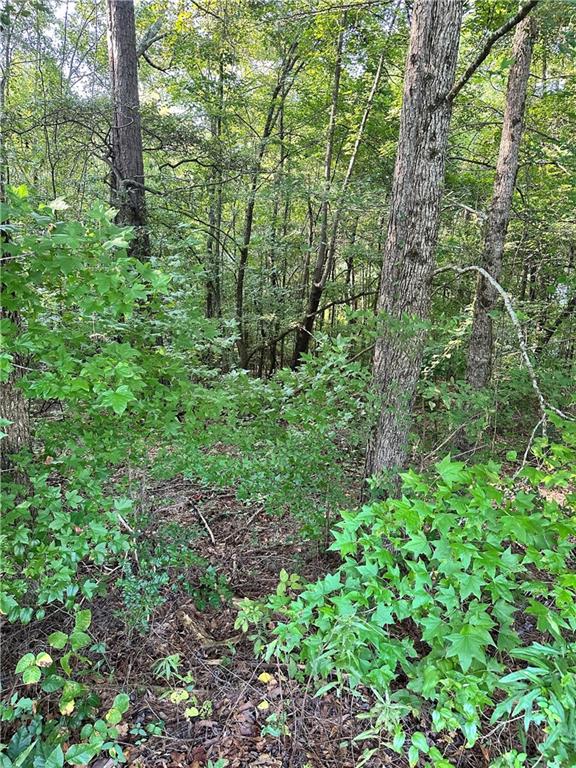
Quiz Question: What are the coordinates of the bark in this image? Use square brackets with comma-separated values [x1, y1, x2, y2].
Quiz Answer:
[0, 313, 31, 474]
[466, 15, 535, 390]
[365, 0, 463, 480]
[107, 0, 149, 259]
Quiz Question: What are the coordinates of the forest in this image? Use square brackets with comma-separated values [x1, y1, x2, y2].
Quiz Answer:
[1, 0, 575, 766]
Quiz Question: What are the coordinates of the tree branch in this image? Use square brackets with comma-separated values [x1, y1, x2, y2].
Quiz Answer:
[435, 263, 570, 431]
[448, 0, 539, 102]
[136, 20, 166, 58]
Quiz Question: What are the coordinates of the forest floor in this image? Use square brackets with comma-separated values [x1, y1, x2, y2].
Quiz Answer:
[3, 465, 525, 768]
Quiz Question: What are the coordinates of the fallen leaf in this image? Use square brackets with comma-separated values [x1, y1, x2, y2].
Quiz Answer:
[257, 700, 270, 711]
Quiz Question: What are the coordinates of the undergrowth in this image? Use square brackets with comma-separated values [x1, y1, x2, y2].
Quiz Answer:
[239, 418, 576, 767]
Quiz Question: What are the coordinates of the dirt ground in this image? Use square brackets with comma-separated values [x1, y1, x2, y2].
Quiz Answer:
[1, 474, 531, 768]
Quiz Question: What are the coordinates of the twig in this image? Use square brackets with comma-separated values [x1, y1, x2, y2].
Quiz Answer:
[435, 264, 571, 433]
[514, 417, 544, 477]
[192, 503, 216, 545]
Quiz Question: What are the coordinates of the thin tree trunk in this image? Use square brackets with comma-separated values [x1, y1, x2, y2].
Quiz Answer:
[365, 0, 463, 480]
[1, 6, 31, 475]
[107, 0, 149, 259]
[206, 54, 224, 318]
[466, 14, 536, 389]
[235, 43, 300, 367]
[290, 19, 344, 367]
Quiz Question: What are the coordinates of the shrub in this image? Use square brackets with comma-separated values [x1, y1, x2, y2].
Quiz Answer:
[0, 611, 129, 767]
[239, 419, 576, 765]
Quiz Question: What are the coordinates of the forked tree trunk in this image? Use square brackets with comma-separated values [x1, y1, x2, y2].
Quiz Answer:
[466, 15, 536, 389]
[107, 0, 149, 259]
[365, 0, 463, 480]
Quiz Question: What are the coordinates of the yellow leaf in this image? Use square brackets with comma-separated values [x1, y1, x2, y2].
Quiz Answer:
[60, 699, 75, 715]
[257, 672, 273, 684]
[257, 700, 270, 711]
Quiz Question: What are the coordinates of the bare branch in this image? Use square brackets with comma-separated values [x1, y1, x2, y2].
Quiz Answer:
[448, 0, 539, 102]
[435, 264, 570, 430]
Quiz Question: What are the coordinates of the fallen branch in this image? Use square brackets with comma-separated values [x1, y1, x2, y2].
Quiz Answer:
[435, 264, 570, 433]
[192, 503, 216, 545]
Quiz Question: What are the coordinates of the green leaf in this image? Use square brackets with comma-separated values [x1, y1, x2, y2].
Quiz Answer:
[100, 385, 136, 415]
[411, 731, 429, 754]
[65, 743, 98, 765]
[69, 631, 91, 652]
[48, 631, 69, 650]
[0, 352, 14, 383]
[446, 624, 493, 672]
[15, 653, 36, 673]
[435, 455, 467, 488]
[105, 707, 122, 725]
[112, 693, 130, 714]
[22, 665, 42, 684]
[74, 609, 91, 633]
[45, 745, 65, 768]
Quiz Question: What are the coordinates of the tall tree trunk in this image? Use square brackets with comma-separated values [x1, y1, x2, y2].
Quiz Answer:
[291, 17, 345, 367]
[365, 0, 463, 480]
[107, 0, 149, 259]
[1, 6, 31, 474]
[466, 15, 536, 389]
[206, 54, 224, 319]
[235, 43, 300, 368]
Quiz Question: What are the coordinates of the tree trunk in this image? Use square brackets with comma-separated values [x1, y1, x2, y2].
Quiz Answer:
[206, 54, 224, 319]
[466, 15, 536, 389]
[1, 7, 31, 475]
[365, 0, 463, 480]
[293, 25, 386, 367]
[107, 0, 149, 259]
[291, 17, 345, 367]
[235, 43, 300, 368]
[0, 313, 31, 474]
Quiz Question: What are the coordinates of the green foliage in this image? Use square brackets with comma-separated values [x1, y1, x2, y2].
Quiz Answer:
[155, 335, 371, 536]
[245, 422, 576, 765]
[0, 466, 130, 624]
[0, 611, 128, 768]
[115, 520, 230, 633]
[493, 642, 576, 768]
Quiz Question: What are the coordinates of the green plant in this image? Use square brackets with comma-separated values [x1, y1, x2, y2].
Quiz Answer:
[492, 642, 576, 768]
[244, 421, 576, 764]
[152, 654, 183, 682]
[261, 711, 289, 738]
[116, 534, 230, 633]
[0, 611, 129, 767]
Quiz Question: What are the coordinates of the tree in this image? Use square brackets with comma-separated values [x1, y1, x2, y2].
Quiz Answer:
[466, 14, 536, 389]
[107, 0, 148, 258]
[365, 0, 464, 480]
[235, 41, 301, 368]
[1, 4, 31, 474]
[291, 15, 345, 367]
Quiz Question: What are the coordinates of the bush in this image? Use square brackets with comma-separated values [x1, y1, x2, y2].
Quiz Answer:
[239, 419, 576, 765]
[0, 611, 129, 768]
